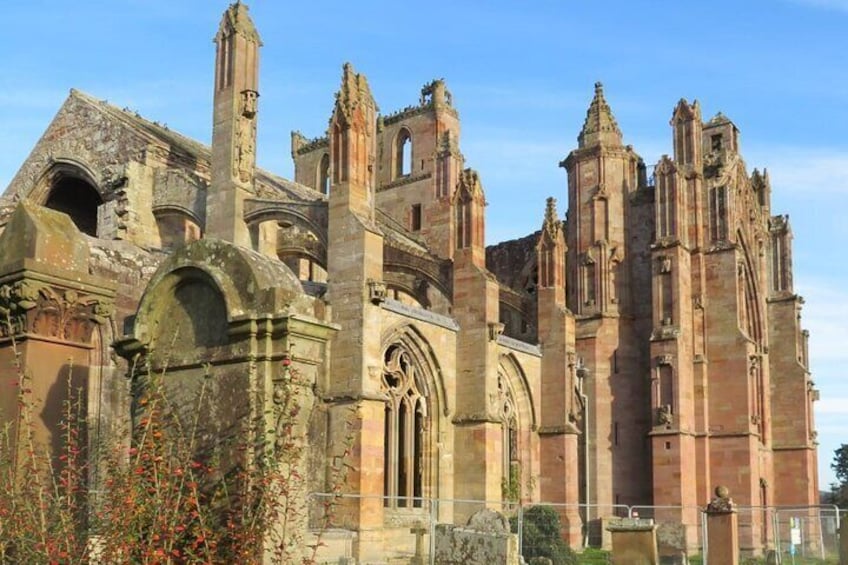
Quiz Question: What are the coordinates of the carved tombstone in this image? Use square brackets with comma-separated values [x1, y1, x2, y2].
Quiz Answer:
[0, 202, 116, 466]
[114, 237, 337, 561]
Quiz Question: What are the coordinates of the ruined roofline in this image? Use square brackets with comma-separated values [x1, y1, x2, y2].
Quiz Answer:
[65, 89, 319, 203]
[382, 79, 458, 126]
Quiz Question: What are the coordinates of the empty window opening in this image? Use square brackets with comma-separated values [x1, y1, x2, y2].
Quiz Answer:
[709, 186, 728, 241]
[614, 421, 619, 446]
[711, 134, 723, 152]
[318, 153, 330, 195]
[665, 441, 671, 450]
[411, 204, 422, 232]
[396, 129, 412, 177]
[45, 177, 103, 237]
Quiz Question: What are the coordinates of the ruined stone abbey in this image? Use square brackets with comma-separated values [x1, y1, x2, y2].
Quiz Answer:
[0, 3, 819, 561]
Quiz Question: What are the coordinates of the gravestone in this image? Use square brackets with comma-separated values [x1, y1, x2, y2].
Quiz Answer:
[607, 517, 659, 565]
[434, 508, 520, 564]
[0, 203, 115, 468]
[656, 522, 688, 564]
[115, 237, 337, 560]
[705, 486, 738, 565]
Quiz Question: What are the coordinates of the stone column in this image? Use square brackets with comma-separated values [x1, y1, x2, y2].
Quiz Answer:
[705, 486, 738, 565]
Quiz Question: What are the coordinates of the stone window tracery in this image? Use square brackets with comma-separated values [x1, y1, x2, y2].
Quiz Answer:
[496, 373, 519, 496]
[382, 344, 427, 508]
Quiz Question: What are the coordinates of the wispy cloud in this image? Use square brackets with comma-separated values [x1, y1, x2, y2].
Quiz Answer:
[746, 146, 848, 196]
[795, 277, 848, 365]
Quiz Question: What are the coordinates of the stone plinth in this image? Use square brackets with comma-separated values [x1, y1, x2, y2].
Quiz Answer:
[606, 518, 659, 565]
[705, 486, 738, 565]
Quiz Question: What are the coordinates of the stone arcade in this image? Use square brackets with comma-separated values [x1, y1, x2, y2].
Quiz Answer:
[0, 3, 819, 562]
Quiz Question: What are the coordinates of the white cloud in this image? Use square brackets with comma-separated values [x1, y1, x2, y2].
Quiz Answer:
[746, 147, 848, 196]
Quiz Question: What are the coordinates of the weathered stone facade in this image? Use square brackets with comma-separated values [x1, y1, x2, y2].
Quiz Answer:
[0, 2, 818, 562]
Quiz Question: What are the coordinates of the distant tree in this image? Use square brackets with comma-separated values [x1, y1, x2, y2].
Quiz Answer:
[829, 444, 848, 507]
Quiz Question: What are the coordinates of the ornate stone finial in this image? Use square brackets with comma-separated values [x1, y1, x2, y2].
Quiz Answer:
[578, 81, 622, 149]
[542, 197, 561, 237]
[706, 485, 735, 513]
[334, 62, 376, 123]
[453, 168, 486, 204]
[671, 98, 701, 124]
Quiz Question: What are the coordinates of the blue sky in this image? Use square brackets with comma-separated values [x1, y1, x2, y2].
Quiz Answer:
[1, 0, 846, 489]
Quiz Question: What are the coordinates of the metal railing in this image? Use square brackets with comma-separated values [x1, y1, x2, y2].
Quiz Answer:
[303, 493, 838, 564]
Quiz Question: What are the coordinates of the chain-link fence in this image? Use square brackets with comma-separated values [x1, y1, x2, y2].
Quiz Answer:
[773, 505, 840, 561]
[699, 504, 841, 564]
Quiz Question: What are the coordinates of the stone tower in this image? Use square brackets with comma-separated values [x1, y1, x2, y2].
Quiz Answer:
[561, 83, 653, 515]
[648, 99, 705, 544]
[207, 1, 261, 247]
[324, 63, 387, 560]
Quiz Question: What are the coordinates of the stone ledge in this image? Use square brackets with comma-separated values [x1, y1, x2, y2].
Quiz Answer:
[497, 334, 542, 357]
[381, 299, 459, 331]
[378, 172, 432, 193]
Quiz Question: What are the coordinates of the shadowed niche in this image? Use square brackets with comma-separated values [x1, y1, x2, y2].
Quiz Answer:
[153, 270, 229, 350]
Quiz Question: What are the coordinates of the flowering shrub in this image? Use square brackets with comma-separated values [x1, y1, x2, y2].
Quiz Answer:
[0, 344, 352, 564]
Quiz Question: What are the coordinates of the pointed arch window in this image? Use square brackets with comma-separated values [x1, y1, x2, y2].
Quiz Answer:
[318, 153, 330, 195]
[382, 344, 427, 508]
[497, 373, 520, 500]
[396, 128, 412, 178]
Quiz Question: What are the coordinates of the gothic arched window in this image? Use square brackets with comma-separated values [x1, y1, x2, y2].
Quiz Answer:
[396, 128, 412, 178]
[382, 344, 427, 508]
[318, 153, 330, 195]
[497, 373, 519, 499]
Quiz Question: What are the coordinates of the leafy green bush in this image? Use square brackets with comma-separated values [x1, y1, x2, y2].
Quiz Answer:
[512, 505, 578, 565]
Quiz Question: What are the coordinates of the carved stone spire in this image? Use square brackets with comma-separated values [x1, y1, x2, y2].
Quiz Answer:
[542, 196, 561, 239]
[578, 82, 622, 148]
[333, 62, 377, 126]
[453, 168, 486, 265]
[671, 98, 702, 167]
[329, 63, 378, 219]
[537, 197, 565, 290]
